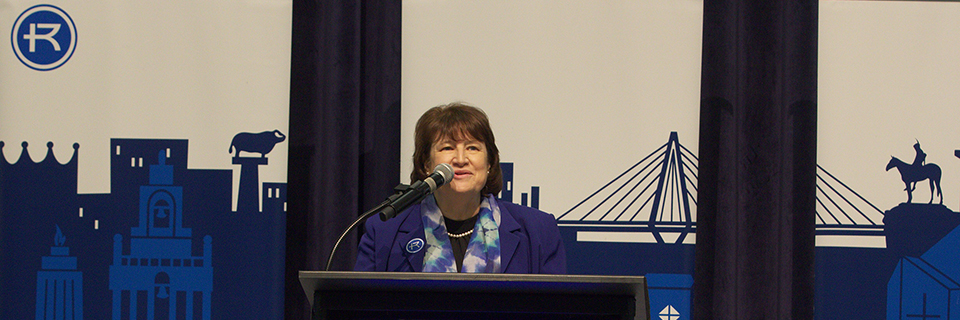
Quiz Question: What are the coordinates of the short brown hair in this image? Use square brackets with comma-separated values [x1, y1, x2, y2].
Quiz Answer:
[411, 102, 502, 196]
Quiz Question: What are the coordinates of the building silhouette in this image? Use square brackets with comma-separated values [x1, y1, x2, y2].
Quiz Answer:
[35, 225, 83, 320]
[498, 162, 540, 209]
[2, 135, 287, 320]
[109, 151, 212, 320]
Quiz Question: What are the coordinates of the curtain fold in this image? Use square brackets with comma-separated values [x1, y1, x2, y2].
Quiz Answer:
[694, 0, 817, 318]
[284, 1, 401, 319]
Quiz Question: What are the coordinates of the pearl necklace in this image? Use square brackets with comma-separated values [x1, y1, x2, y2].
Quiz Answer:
[447, 229, 474, 238]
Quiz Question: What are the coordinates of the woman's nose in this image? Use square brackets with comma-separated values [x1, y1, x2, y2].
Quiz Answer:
[452, 150, 466, 164]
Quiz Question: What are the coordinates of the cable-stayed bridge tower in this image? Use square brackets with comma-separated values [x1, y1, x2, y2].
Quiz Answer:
[558, 132, 887, 247]
[558, 132, 698, 244]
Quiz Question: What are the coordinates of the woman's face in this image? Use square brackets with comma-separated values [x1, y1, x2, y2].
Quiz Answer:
[428, 135, 490, 198]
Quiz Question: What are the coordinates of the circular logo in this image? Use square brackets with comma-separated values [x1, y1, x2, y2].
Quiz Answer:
[11, 4, 77, 71]
[405, 238, 424, 254]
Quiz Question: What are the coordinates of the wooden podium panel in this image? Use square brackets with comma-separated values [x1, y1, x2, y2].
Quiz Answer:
[299, 271, 649, 320]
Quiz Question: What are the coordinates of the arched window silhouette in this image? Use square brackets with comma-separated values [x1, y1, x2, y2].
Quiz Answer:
[148, 191, 176, 236]
[154, 272, 171, 299]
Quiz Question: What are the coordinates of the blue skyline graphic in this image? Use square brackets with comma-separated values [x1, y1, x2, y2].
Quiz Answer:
[0, 134, 287, 320]
[109, 151, 212, 320]
[498, 162, 540, 209]
[554, 132, 960, 319]
[36, 225, 83, 320]
[6, 130, 960, 320]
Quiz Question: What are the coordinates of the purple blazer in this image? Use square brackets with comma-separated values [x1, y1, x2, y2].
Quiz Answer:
[354, 198, 567, 274]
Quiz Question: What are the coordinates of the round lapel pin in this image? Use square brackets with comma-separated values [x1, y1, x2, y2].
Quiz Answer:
[405, 238, 424, 254]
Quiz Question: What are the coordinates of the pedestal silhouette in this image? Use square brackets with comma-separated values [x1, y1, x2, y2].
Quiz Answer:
[233, 156, 267, 213]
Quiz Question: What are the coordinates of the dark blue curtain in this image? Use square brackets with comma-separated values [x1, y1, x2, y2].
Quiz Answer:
[695, 0, 817, 319]
[284, 1, 401, 319]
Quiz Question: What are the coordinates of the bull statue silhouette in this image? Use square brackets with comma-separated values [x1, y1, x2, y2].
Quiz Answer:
[229, 130, 286, 158]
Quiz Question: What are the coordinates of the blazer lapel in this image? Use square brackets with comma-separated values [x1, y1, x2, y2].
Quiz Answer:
[391, 205, 426, 272]
[498, 202, 521, 272]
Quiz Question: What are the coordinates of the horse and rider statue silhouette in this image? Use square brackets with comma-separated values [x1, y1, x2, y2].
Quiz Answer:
[886, 140, 943, 204]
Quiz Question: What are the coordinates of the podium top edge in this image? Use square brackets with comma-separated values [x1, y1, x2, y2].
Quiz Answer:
[297, 271, 647, 307]
[298, 270, 646, 284]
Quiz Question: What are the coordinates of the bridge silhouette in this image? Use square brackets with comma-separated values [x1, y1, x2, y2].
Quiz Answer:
[557, 132, 887, 245]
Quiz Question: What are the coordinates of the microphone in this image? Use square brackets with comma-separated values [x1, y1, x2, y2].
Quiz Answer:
[324, 163, 453, 271]
[379, 163, 453, 221]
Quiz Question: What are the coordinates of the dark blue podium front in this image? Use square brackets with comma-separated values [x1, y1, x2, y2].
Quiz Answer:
[299, 271, 649, 320]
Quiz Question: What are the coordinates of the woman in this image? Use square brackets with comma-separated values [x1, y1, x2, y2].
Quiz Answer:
[354, 102, 566, 273]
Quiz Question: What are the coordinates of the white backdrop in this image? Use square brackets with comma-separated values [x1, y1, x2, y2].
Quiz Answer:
[819, 1, 960, 213]
[401, 0, 703, 216]
[0, 0, 291, 205]
[818, 3, 960, 318]
[0, 1, 291, 319]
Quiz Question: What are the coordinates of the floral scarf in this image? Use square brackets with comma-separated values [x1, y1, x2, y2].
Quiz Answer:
[421, 194, 501, 273]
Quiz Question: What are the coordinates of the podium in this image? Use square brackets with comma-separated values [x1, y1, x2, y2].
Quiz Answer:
[299, 271, 649, 320]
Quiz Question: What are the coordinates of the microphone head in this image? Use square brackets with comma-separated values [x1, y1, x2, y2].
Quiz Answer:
[433, 163, 454, 187]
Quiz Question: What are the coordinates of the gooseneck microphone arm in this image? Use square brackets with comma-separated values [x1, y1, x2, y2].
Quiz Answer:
[324, 186, 405, 271]
[324, 163, 453, 271]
